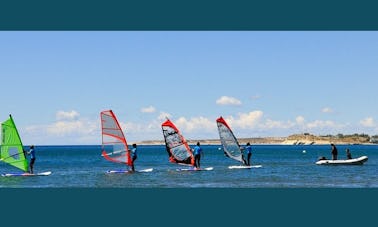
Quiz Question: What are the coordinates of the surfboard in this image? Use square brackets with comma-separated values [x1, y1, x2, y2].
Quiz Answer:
[228, 165, 262, 169]
[106, 168, 154, 174]
[1, 171, 52, 177]
[176, 167, 214, 171]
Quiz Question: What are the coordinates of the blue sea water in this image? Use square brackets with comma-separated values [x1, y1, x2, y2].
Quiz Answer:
[0, 145, 377, 188]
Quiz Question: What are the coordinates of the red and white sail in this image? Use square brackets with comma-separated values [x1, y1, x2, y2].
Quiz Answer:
[216, 116, 245, 164]
[100, 110, 131, 166]
[161, 118, 194, 166]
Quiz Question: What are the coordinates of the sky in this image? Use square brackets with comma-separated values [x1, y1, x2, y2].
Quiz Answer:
[1, 31, 378, 145]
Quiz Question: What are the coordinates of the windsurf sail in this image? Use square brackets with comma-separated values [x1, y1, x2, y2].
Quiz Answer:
[100, 110, 131, 166]
[0, 115, 29, 172]
[161, 118, 194, 166]
[216, 116, 245, 164]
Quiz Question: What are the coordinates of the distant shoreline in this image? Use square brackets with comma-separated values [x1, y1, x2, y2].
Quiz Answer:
[135, 133, 378, 146]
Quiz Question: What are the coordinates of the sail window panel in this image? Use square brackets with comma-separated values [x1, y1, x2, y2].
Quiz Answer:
[171, 145, 191, 161]
[102, 128, 124, 140]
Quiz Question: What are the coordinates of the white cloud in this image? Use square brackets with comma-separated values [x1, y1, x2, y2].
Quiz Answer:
[23, 111, 99, 144]
[22, 109, 377, 145]
[174, 116, 215, 133]
[216, 96, 242, 106]
[306, 120, 339, 129]
[158, 112, 172, 121]
[322, 107, 334, 113]
[296, 116, 305, 125]
[263, 119, 295, 129]
[141, 106, 156, 113]
[56, 110, 80, 121]
[360, 117, 375, 128]
[226, 111, 263, 129]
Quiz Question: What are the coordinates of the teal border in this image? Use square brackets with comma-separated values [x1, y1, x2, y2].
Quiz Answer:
[2, 188, 377, 226]
[1, 0, 378, 30]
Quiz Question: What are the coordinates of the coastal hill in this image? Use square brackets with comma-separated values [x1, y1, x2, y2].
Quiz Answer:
[281, 133, 372, 145]
[136, 133, 376, 145]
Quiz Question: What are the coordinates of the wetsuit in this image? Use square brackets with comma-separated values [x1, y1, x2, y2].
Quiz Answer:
[245, 145, 252, 166]
[28, 148, 36, 174]
[193, 145, 202, 168]
[131, 147, 137, 171]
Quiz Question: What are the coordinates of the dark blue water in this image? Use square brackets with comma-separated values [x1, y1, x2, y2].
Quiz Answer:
[1, 145, 377, 188]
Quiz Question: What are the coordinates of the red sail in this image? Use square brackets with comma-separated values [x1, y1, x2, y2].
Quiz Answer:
[216, 116, 245, 164]
[161, 118, 194, 166]
[100, 110, 131, 166]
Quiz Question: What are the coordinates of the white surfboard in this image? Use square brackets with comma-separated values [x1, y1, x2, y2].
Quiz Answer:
[106, 168, 154, 174]
[177, 167, 214, 172]
[1, 171, 52, 177]
[228, 165, 262, 169]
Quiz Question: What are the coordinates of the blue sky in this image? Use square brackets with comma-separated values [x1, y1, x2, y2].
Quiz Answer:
[1, 31, 378, 145]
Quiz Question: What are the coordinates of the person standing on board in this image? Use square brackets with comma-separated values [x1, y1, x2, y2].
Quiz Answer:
[130, 143, 138, 172]
[331, 143, 338, 160]
[27, 145, 36, 174]
[245, 142, 252, 166]
[193, 142, 202, 169]
[346, 148, 352, 159]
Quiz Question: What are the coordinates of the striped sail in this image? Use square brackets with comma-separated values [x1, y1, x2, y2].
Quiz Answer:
[0, 115, 29, 172]
[216, 116, 245, 164]
[100, 110, 131, 166]
[162, 118, 194, 166]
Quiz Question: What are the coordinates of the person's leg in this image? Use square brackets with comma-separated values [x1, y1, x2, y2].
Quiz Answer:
[131, 157, 136, 171]
[29, 158, 35, 174]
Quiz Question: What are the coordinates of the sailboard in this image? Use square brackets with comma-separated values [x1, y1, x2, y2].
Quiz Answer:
[1, 115, 51, 177]
[2, 171, 52, 177]
[162, 118, 213, 171]
[101, 110, 153, 174]
[216, 116, 262, 169]
[106, 168, 153, 174]
[228, 165, 262, 169]
[176, 167, 214, 172]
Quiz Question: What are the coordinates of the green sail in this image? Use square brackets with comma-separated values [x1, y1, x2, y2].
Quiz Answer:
[0, 115, 28, 172]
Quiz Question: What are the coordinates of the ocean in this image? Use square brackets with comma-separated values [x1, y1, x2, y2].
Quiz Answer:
[0, 144, 377, 188]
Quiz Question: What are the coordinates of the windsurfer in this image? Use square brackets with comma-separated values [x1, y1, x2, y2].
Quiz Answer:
[27, 145, 36, 174]
[193, 142, 202, 169]
[130, 143, 137, 172]
[245, 142, 252, 166]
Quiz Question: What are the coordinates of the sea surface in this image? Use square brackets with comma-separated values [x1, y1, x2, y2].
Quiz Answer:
[1, 145, 377, 188]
